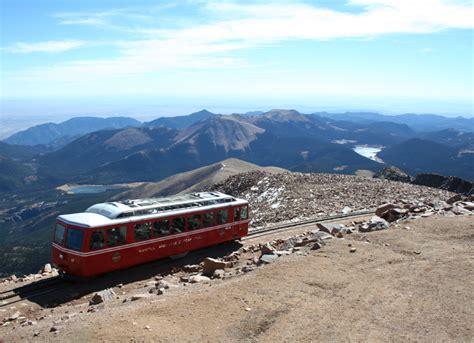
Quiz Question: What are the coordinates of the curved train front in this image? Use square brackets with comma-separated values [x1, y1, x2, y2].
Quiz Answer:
[51, 192, 249, 278]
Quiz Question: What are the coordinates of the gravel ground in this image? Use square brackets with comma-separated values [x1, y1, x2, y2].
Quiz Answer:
[213, 171, 456, 227]
[2, 215, 473, 342]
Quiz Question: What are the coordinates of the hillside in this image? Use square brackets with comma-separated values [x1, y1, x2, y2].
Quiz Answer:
[37, 127, 177, 179]
[112, 158, 286, 200]
[0, 142, 49, 160]
[379, 138, 474, 181]
[420, 129, 474, 150]
[4, 117, 141, 147]
[0, 154, 36, 192]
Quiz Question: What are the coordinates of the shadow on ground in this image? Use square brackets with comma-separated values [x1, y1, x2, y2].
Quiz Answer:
[3, 241, 242, 308]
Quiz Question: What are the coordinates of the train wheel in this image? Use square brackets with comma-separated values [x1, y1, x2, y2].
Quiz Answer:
[170, 252, 188, 260]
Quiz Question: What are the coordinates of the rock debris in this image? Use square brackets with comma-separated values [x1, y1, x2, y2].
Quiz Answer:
[212, 171, 460, 227]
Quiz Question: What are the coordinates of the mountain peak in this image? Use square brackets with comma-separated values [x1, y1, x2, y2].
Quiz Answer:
[191, 109, 214, 116]
[174, 115, 264, 152]
[262, 109, 310, 122]
[146, 109, 217, 129]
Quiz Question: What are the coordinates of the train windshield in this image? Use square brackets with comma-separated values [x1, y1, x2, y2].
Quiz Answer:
[53, 223, 66, 245]
[65, 228, 84, 251]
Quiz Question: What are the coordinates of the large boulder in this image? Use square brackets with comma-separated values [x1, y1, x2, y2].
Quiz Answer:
[376, 204, 408, 222]
[42, 264, 52, 273]
[460, 202, 474, 211]
[375, 203, 395, 217]
[202, 257, 230, 277]
[310, 231, 333, 241]
[446, 194, 463, 204]
[189, 275, 211, 283]
[369, 216, 389, 231]
[259, 254, 278, 264]
[451, 205, 472, 215]
[374, 166, 412, 183]
[316, 223, 348, 235]
[281, 238, 297, 251]
[89, 289, 116, 305]
[360, 216, 390, 232]
[260, 243, 276, 255]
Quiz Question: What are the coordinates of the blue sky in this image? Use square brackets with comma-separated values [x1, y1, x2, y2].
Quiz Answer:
[1, 0, 473, 118]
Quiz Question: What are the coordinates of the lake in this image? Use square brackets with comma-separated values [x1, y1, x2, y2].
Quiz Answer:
[353, 145, 384, 163]
[67, 185, 110, 194]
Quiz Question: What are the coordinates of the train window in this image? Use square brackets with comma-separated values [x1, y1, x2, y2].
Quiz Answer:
[216, 209, 228, 224]
[53, 224, 66, 245]
[107, 226, 127, 247]
[233, 207, 240, 221]
[188, 214, 201, 231]
[134, 223, 151, 241]
[118, 212, 133, 218]
[65, 228, 84, 251]
[240, 206, 248, 220]
[153, 220, 170, 237]
[90, 230, 105, 250]
[171, 217, 186, 234]
[202, 212, 214, 228]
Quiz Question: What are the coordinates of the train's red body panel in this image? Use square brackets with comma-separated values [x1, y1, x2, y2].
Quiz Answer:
[51, 192, 249, 277]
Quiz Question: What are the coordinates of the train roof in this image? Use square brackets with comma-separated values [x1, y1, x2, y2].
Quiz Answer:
[57, 191, 247, 228]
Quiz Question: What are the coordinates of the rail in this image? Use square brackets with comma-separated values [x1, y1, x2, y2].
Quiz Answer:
[246, 209, 374, 239]
[0, 210, 374, 307]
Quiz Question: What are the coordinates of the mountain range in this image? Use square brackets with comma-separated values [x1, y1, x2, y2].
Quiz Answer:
[4, 116, 141, 147]
[313, 112, 474, 132]
[33, 111, 387, 185]
[1, 109, 473, 192]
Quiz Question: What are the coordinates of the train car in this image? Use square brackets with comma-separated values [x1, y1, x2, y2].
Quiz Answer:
[51, 192, 249, 277]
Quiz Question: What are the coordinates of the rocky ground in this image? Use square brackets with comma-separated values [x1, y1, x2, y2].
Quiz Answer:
[1, 213, 472, 342]
[212, 171, 458, 227]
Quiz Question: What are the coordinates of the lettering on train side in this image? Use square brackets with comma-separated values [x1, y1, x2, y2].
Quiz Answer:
[139, 247, 156, 253]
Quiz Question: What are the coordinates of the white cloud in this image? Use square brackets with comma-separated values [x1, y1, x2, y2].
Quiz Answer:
[5, 0, 473, 90]
[183, 0, 473, 43]
[5, 40, 86, 54]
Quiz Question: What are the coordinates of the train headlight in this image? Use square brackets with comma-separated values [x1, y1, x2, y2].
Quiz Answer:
[59, 253, 64, 260]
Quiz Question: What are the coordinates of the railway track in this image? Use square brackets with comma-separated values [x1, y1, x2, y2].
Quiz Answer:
[246, 209, 374, 239]
[0, 210, 374, 308]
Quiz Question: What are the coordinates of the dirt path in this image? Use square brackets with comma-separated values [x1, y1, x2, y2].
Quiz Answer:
[2, 215, 473, 342]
